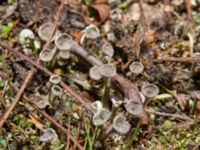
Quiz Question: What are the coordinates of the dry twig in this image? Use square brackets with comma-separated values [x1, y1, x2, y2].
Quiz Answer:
[146, 109, 193, 121]
[157, 57, 200, 63]
[43, 0, 65, 49]
[122, 0, 148, 70]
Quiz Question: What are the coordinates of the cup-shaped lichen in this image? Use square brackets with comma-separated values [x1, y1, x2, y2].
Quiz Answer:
[55, 33, 73, 50]
[89, 66, 102, 81]
[99, 64, 117, 108]
[38, 23, 60, 41]
[141, 84, 159, 98]
[39, 128, 57, 142]
[91, 101, 103, 113]
[102, 42, 114, 57]
[83, 24, 100, 39]
[129, 61, 144, 74]
[39, 48, 55, 62]
[49, 74, 61, 85]
[51, 85, 63, 97]
[58, 50, 71, 59]
[112, 115, 131, 134]
[50, 85, 63, 104]
[99, 64, 116, 78]
[92, 108, 111, 126]
[124, 100, 143, 116]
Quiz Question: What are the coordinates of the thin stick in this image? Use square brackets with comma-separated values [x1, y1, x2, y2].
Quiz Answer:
[187, 33, 194, 56]
[122, 0, 148, 70]
[43, 0, 65, 49]
[146, 109, 193, 121]
[66, 117, 71, 150]
[157, 56, 200, 63]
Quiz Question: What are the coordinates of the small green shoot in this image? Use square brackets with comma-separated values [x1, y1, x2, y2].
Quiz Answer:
[118, 1, 128, 9]
[7, 0, 17, 4]
[0, 22, 14, 39]
[125, 121, 141, 150]
[84, 125, 93, 150]
[84, 0, 93, 5]
[92, 126, 99, 145]
[0, 137, 7, 149]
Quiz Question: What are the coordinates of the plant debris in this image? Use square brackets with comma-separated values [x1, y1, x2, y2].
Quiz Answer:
[0, 0, 200, 149]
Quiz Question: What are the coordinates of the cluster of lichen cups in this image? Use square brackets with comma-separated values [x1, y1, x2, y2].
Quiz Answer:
[38, 23, 72, 68]
[89, 65, 161, 141]
[19, 23, 160, 142]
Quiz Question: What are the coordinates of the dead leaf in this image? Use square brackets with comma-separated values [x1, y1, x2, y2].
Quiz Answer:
[176, 93, 188, 110]
[70, 31, 83, 43]
[28, 113, 44, 129]
[82, 0, 110, 25]
[144, 29, 157, 43]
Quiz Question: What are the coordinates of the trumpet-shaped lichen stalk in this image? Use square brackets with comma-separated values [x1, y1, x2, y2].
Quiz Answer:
[81, 24, 100, 47]
[99, 64, 116, 108]
[111, 98, 123, 121]
[102, 42, 114, 57]
[50, 85, 63, 105]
